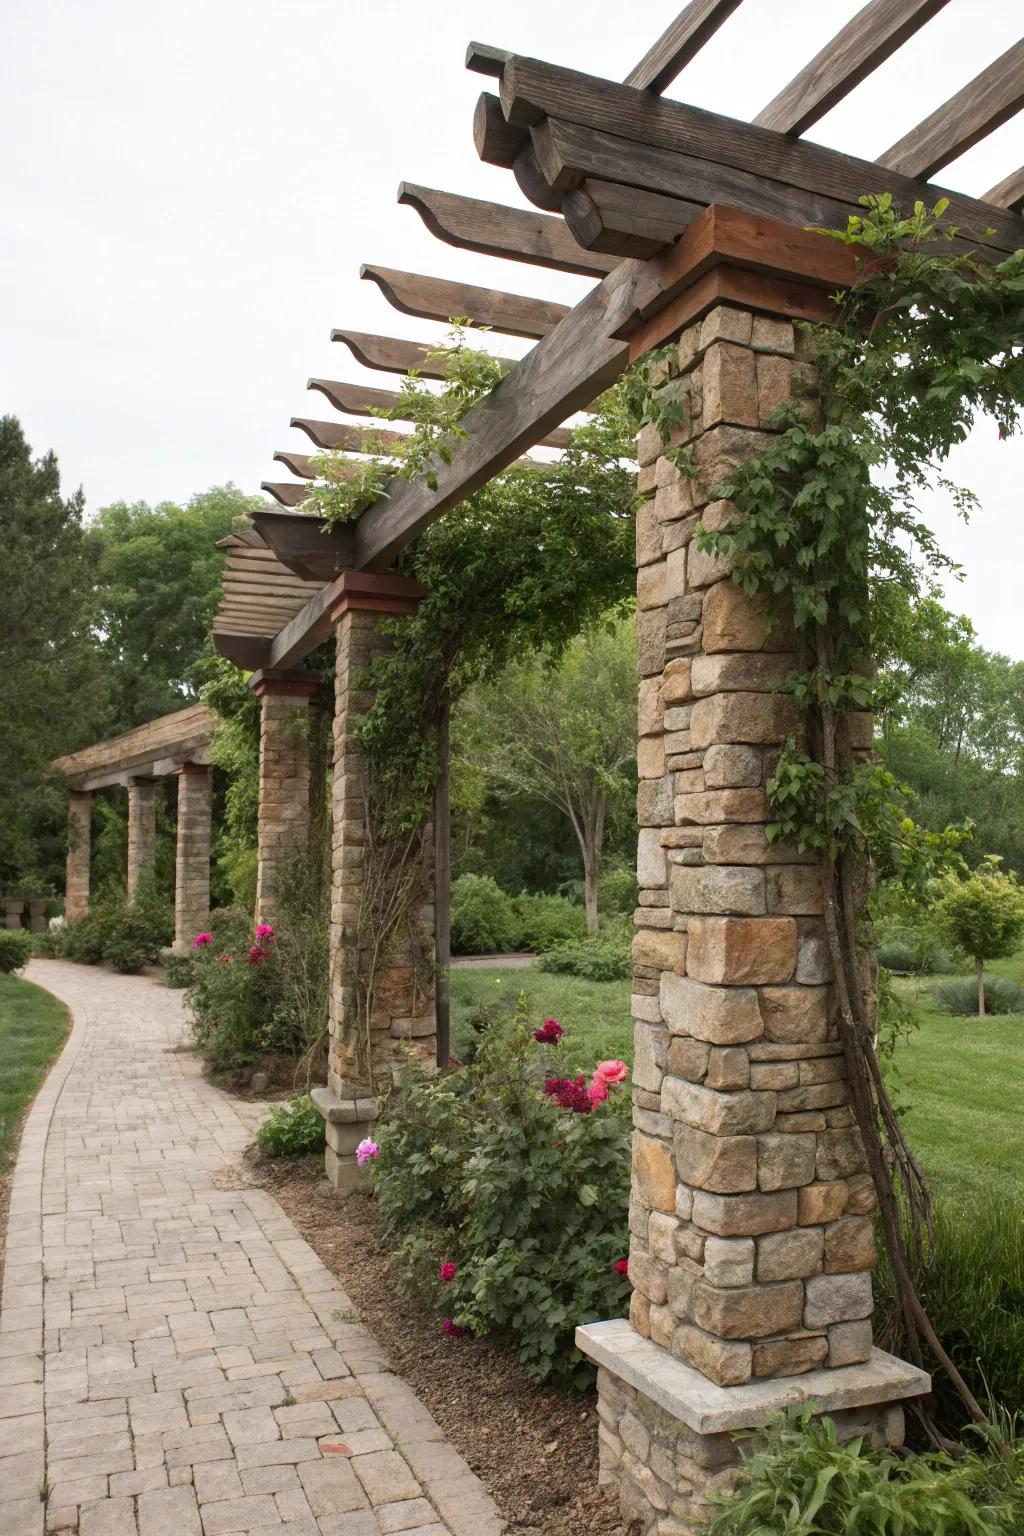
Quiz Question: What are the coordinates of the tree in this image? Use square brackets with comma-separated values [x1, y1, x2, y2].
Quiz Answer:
[458, 621, 637, 934]
[85, 485, 260, 730]
[0, 416, 98, 890]
[933, 861, 1024, 1016]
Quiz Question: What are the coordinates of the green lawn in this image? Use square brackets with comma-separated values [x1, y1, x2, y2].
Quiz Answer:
[0, 972, 70, 1171]
[451, 955, 1024, 1203]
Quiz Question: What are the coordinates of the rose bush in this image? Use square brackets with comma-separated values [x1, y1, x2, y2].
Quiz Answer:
[371, 1016, 632, 1385]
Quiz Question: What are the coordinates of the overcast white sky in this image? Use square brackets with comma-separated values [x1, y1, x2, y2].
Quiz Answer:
[2, 0, 1022, 654]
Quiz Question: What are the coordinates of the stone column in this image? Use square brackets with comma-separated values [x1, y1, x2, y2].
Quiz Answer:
[251, 670, 317, 924]
[578, 227, 929, 1533]
[311, 571, 436, 1190]
[173, 763, 212, 951]
[65, 789, 92, 921]
[126, 777, 158, 900]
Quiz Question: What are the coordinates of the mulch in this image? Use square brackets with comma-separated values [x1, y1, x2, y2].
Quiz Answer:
[248, 1155, 627, 1536]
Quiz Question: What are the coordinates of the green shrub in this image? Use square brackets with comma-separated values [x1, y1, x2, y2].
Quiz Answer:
[879, 1196, 1024, 1432]
[54, 879, 173, 973]
[514, 890, 586, 951]
[597, 863, 639, 917]
[877, 939, 917, 974]
[219, 846, 258, 912]
[257, 1095, 323, 1156]
[933, 976, 1024, 1016]
[450, 874, 522, 954]
[878, 938, 956, 975]
[538, 933, 632, 981]
[710, 1406, 1024, 1536]
[373, 1020, 631, 1385]
[164, 952, 195, 989]
[0, 930, 32, 974]
[29, 929, 60, 959]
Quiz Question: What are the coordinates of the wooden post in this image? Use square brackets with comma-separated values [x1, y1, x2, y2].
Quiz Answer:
[434, 698, 452, 1068]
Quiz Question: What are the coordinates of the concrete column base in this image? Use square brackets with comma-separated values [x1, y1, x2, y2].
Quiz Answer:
[311, 1085, 379, 1193]
[579, 1320, 929, 1532]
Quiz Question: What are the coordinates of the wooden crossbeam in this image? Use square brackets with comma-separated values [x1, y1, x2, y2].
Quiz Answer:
[274, 451, 318, 479]
[494, 53, 1024, 255]
[879, 39, 1024, 181]
[562, 178, 702, 257]
[298, 398, 574, 449]
[262, 482, 310, 507]
[984, 166, 1024, 213]
[332, 330, 455, 380]
[397, 182, 616, 277]
[307, 379, 410, 416]
[360, 264, 569, 340]
[290, 418, 407, 452]
[624, 0, 744, 93]
[754, 0, 952, 137]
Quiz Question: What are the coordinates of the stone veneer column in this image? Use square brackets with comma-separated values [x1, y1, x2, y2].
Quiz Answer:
[173, 763, 212, 951]
[578, 234, 929, 1534]
[126, 777, 158, 900]
[313, 571, 437, 1190]
[251, 670, 317, 924]
[65, 790, 92, 921]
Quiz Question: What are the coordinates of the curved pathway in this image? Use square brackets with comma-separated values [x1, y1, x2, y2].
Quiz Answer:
[1, 961, 504, 1536]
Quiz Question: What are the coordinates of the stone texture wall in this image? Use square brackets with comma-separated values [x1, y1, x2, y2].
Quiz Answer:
[253, 675, 315, 923]
[126, 777, 158, 899]
[325, 592, 436, 1184]
[66, 790, 92, 921]
[628, 303, 877, 1390]
[173, 763, 212, 950]
[597, 1366, 904, 1533]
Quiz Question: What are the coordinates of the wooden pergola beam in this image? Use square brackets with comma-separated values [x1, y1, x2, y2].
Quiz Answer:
[984, 165, 1024, 213]
[624, 0, 744, 93]
[397, 182, 616, 277]
[298, 395, 573, 449]
[359, 263, 571, 340]
[879, 38, 1024, 181]
[492, 53, 1024, 255]
[290, 419, 407, 453]
[262, 481, 310, 507]
[754, 0, 952, 137]
[333, 330, 467, 380]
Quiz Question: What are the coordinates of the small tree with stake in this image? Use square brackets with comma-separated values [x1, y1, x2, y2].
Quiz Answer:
[934, 860, 1024, 1016]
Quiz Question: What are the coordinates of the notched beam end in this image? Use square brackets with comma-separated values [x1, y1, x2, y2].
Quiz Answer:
[466, 40, 509, 78]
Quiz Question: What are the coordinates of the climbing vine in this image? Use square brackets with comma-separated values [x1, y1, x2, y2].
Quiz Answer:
[630, 194, 1024, 1429]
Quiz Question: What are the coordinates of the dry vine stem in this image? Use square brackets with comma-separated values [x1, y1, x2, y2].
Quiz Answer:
[810, 627, 988, 1428]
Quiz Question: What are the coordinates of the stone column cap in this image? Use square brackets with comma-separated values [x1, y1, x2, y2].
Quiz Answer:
[310, 1085, 378, 1125]
[329, 569, 426, 622]
[576, 1319, 929, 1435]
[250, 668, 319, 698]
[172, 761, 212, 777]
[127, 775, 158, 788]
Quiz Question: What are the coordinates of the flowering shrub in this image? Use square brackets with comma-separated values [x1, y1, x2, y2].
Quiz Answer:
[55, 880, 172, 972]
[372, 1018, 631, 1385]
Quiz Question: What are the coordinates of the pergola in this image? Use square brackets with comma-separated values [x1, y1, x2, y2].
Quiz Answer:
[57, 3, 1024, 1527]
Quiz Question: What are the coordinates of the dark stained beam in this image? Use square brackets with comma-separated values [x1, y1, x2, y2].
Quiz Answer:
[879, 39, 1024, 181]
[290, 418, 407, 452]
[495, 53, 1024, 255]
[754, 0, 951, 137]
[274, 451, 318, 479]
[563, 177, 703, 256]
[624, 0, 744, 93]
[465, 41, 509, 78]
[473, 91, 529, 167]
[983, 165, 1024, 213]
[262, 482, 310, 508]
[331, 331, 449, 379]
[360, 264, 570, 340]
[267, 580, 344, 672]
[300, 391, 575, 448]
[397, 181, 617, 276]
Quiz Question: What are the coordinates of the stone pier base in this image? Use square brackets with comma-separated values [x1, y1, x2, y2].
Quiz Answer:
[310, 1085, 379, 1191]
[581, 1321, 928, 1532]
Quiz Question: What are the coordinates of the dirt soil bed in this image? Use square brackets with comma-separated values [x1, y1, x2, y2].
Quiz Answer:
[249, 1155, 626, 1536]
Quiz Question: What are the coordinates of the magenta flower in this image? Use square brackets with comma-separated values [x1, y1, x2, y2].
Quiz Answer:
[193, 932, 213, 949]
[441, 1319, 466, 1339]
[533, 1019, 564, 1044]
[440, 1262, 457, 1284]
[355, 1138, 379, 1167]
[615, 1259, 630, 1278]
[544, 1076, 592, 1114]
[247, 944, 267, 966]
[587, 1076, 609, 1106]
[255, 923, 274, 940]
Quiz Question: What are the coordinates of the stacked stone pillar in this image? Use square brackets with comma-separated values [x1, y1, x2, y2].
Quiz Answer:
[126, 777, 158, 900]
[313, 572, 437, 1190]
[251, 670, 317, 923]
[579, 233, 928, 1533]
[65, 790, 92, 920]
[173, 762, 212, 950]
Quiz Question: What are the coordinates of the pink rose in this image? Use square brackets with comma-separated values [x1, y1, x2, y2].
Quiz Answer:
[587, 1076, 609, 1106]
[440, 1262, 457, 1284]
[594, 1059, 629, 1086]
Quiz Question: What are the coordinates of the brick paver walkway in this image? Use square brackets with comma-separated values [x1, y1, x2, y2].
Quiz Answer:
[2, 961, 505, 1536]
